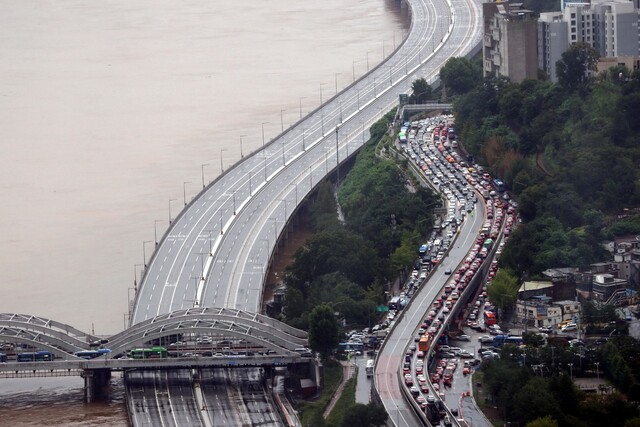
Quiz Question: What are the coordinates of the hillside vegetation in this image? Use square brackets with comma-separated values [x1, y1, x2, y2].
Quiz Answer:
[282, 110, 440, 330]
[443, 51, 640, 276]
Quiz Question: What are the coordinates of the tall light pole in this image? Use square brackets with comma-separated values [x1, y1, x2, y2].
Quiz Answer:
[201, 163, 209, 188]
[154, 219, 162, 245]
[220, 148, 227, 173]
[134, 263, 142, 290]
[183, 181, 191, 206]
[261, 122, 270, 148]
[143, 240, 152, 268]
[299, 97, 306, 119]
[320, 82, 328, 104]
[248, 171, 253, 196]
[352, 60, 358, 81]
[334, 72, 341, 95]
[280, 109, 285, 133]
[168, 198, 176, 223]
[389, 65, 393, 85]
[239, 134, 247, 158]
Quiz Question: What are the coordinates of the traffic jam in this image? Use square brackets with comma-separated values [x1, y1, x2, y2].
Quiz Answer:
[397, 115, 520, 425]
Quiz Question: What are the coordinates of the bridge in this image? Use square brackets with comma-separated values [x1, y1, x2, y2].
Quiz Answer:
[400, 102, 453, 121]
[1, 0, 484, 424]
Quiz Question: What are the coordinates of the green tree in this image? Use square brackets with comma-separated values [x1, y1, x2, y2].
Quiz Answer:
[409, 78, 432, 103]
[440, 57, 480, 96]
[308, 304, 340, 358]
[341, 403, 388, 427]
[526, 416, 558, 427]
[488, 269, 519, 317]
[556, 42, 599, 91]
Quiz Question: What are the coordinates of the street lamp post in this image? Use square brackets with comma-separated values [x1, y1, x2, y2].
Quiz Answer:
[154, 219, 162, 245]
[389, 66, 392, 85]
[299, 97, 306, 119]
[134, 263, 142, 290]
[568, 363, 573, 380]
[261, 122, 270, 148]
[168, 198, 176, 223]
[232, 191, 236, 215]
[335, 72, 341, 95]
[309, 165, 313, 189]
[595, 362, 600, 380]
[143, 240, 152, 268]
[201, 163, 209, 188]
[183, 181, 191, 206]
[220, 148, 227, 173]
[239, 134, 247, 158]
[320, 83, 328, 104]
[280, 109, 285, 133]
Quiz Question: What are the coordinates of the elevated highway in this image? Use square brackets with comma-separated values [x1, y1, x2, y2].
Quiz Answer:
[131, 0, 483, 325]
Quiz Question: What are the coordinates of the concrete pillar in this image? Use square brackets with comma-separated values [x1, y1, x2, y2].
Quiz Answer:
[83, 369, 112, 403]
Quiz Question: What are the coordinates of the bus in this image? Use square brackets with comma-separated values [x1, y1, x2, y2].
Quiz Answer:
[74, 348, 112, 359]
[493, 178, 505, 193]
[365, 359, 374, 377]
[484, 311, 497, 326]
[129, 346, 168, 359]
[418, 335, 432, 352]
[17, 351, 54, 362]
[483, 239, 494, 250]
[493, 335, 523, 347]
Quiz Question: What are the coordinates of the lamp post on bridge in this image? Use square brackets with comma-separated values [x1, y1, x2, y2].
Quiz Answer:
[239, 134, 247, 158]
[154, 219, 162, 245]
[334, 72, 341, 95]
[319, 82, 328, 104]
[168, 198, 176, 224]
[183, 181, 191, 206]
[134, 263, 142, 290]
[201, 163, 209, 189]
[143, 240, 152, 268]
[299, 97, 307, 120]
[280, 109, 286, 133]
[219, 148, 227, 173]
[261, 122, 270, 149]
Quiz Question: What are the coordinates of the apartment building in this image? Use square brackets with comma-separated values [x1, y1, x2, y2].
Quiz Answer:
[539, 0, 640, 81]
[483, 2, 539, 82]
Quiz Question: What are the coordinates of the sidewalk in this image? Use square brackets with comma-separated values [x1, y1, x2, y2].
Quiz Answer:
[323, 360, 356, 417]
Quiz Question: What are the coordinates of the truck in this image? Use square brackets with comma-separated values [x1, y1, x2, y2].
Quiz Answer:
[366, 359, 374, 377]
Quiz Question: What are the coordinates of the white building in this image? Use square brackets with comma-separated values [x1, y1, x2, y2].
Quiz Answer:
[538, 0, 640, 81]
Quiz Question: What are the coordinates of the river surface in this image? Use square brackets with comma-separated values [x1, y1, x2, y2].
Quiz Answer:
[0, 0, 407, 424]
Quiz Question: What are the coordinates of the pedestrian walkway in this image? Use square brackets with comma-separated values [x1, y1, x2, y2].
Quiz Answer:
[323, 360, 356, 417]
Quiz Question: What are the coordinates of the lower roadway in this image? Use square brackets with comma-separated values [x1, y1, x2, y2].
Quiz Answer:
[375, 192, 486, 426]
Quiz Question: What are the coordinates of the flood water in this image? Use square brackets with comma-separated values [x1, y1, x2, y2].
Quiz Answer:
[0, 0, 407, 424]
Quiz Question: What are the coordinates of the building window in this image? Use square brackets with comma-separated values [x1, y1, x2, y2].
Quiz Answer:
[572, 34, 577, 40]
